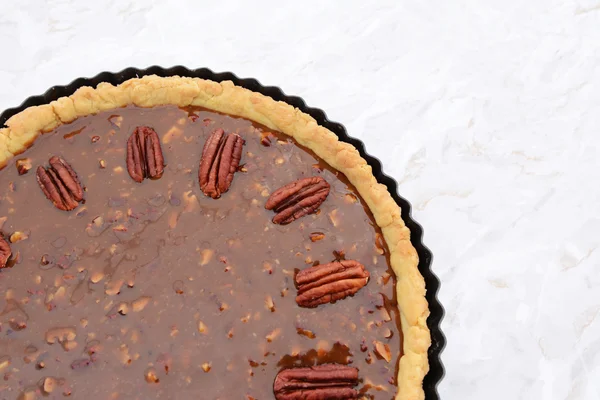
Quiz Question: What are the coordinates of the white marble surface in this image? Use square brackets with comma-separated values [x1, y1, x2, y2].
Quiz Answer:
[1, 0, 599, 398]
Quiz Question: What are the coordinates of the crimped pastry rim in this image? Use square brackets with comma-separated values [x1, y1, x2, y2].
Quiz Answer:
[0, 75, 431, 400]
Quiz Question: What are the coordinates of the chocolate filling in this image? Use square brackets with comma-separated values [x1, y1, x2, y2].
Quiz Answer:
[0, 105, 401, 399]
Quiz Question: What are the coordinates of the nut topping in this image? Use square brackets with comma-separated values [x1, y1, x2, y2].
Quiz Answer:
[0, 236, 11, 269]
[36, 156, 84, 211]
[126, 126, 165, 183]
[273, 364, 359, 400]
[15, 158, 32, 175]
[295, 260, 370, 308]
[198, 128, 244, 199]
[265, 177, 330, 225]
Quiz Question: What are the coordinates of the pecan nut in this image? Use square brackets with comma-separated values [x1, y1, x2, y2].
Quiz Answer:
[295, 260, 369, 308]
[36, 156, 84, 211]
[126, 126, 165, 183]
[198, 128, 244, 199]
[0, 237, 11, 269]
[273, 364, 358, 400]
[265, 177, 330, 225]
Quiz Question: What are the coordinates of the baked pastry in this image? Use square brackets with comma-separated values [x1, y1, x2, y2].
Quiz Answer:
[0, 75, 430, 399]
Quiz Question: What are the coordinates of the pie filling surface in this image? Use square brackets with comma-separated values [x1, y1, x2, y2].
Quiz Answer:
[0, 105, 403, 399]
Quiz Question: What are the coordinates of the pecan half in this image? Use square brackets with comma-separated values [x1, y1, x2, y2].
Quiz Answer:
[198, 128, 244, 199]
[0, 237, 11, 269]
[265, 177, 330, 224]
[295, 260, 369, 308]
[273, 364, 358, 400]
[126, 126, 165, 183]
[36, 156, 84, 211]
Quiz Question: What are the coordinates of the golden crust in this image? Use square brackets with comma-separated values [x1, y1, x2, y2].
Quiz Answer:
[0, 75, 431, 399]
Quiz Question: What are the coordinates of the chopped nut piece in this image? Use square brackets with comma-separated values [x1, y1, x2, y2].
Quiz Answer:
[380, 306, 392, 322]
[260, 131, 274, 147]
[381, 272, 392, 285]
[375, 232, 386, 255]
[265, 295, 275, 312]
[144, 367, 160, 383]
[63, 341, 78, 351]
[170, 326, 179, 337]
[201, 362, 211, 372]
[198, 321, 208, 334]
[173, 280, 185, 294]
[19, 390, 36, 400]
[344, 193, 358, 204]
[45, 326, 76, 344]
[42, 377, 57, 393]
[309, 232, 325, 242]
[262, 261, 273, 274]
[333, 249, 346, 261]
[328, 209, 340, 227]
[360, 338, 368, 352]
[117, 302, 129, 315]
[105, 279, 123, 296]
[168, 211, 180, 229]
[266, 328, 281, 343]
[109, 115, 123, 128]
[227, 238, 241, 248]
[9, 319, 27, 331]
[132, 296, 151, 312]
[90, 271, 104, 284]
[16, 158, 32, 175]
[183, 191, 199, 213]
[162, 126, 183, 144]
[0, 356, 10, 370]
[261, 136, 272, 146]
[9, 231, 29, 243]
[373, 340, 392, 363]
[296, 327, 316, 339]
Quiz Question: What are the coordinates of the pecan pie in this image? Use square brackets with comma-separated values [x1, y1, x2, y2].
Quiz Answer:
[0, 76, 430, 399]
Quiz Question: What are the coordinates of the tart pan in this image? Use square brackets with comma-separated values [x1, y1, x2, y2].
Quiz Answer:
[0, 66, 446, 399]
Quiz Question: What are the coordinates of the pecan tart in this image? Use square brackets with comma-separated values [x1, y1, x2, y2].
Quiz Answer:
[0, 76, 430, 399]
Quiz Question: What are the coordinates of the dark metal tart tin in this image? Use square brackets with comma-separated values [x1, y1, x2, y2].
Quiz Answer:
[0, 66, 445, 399]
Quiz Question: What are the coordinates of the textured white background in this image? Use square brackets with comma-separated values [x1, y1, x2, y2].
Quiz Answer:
[1, 1, 600, 399]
